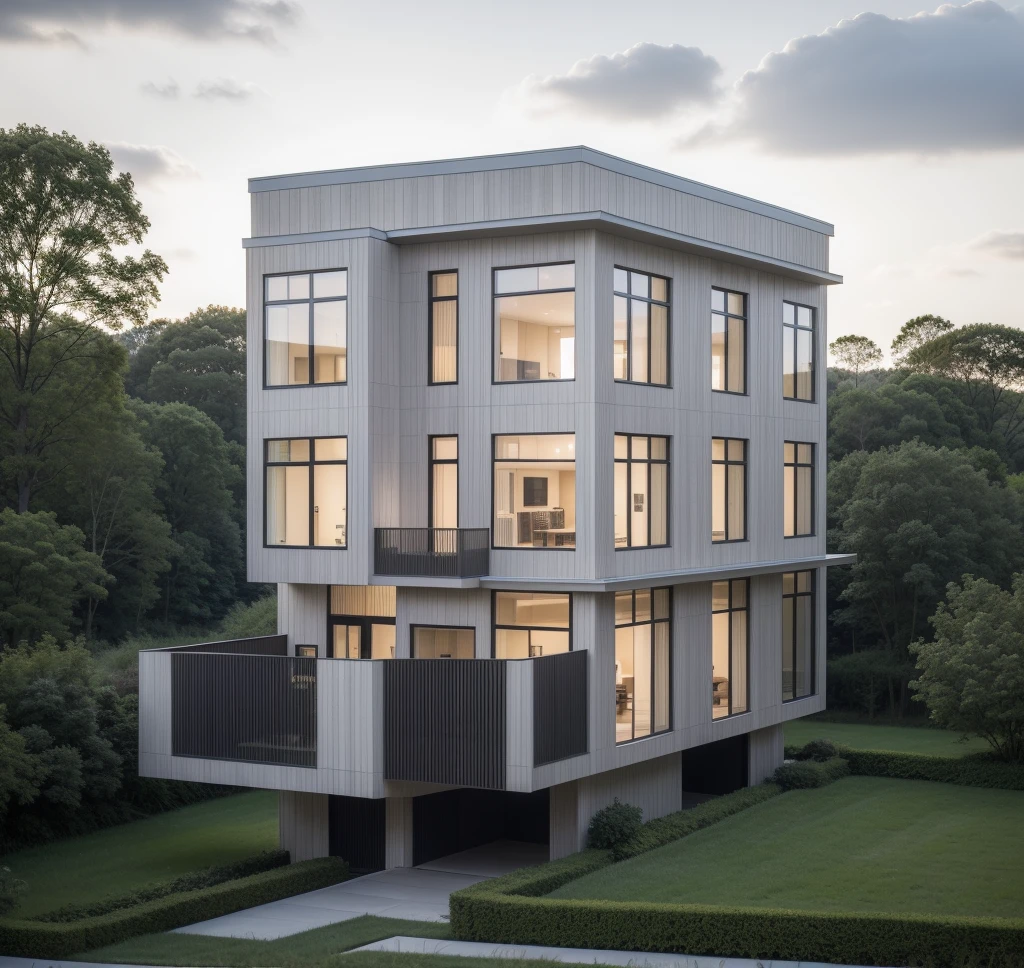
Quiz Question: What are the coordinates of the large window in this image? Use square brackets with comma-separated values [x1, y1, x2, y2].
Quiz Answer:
[711, 288, 746, 394]
[429, 271, 458, 384]
[430, 436, 458, 528]
[494, 263, 575, 382]
[784, 442, 815, 537]
[613, 267, 669, 386]
[782, 571, 815, 700]
[265, 270, 347, 387]
[614, 434, 668, 548]
[265, 437, 346, 548]
[328, 585, 394, 660]
[783, 301, 815, 401]
[412, 626, 475, 659]
[493, 592, 571, 658]
[712, 579, 748, 719]
[711, 437, 747, 542]
[615, 588, 670, 743]
[493, 434, 575, 548]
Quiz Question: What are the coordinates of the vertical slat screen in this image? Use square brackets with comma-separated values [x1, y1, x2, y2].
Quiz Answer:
[533, 650, 588, 766]
[171, 634, 288, 656]
[373, 528, 489, 578]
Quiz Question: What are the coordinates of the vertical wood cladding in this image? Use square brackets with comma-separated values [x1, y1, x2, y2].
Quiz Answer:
[171, 652, 317, 768]
[533, 650, 588, 766]
[383, 659, 506, 789]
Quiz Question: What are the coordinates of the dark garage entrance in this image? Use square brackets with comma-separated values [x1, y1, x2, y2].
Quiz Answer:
[328, 795, 386, 873]
[680, 734, 749, 797]
[412, 787, 549, 867]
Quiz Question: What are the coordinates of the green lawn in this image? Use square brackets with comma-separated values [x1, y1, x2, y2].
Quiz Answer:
[7, 791, 277, 918]
[784, 718, 990, 756]
[553, 777, 1024, 919]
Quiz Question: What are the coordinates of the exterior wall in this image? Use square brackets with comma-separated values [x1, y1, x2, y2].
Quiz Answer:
[748, 723, 786, 785]
[279, 791, 329, 862]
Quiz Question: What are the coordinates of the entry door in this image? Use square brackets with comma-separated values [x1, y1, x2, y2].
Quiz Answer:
[329, 617, 395, 659]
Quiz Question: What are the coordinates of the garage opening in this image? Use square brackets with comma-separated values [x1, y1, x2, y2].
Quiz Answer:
[680, 734, 749, 798]
[328, 795, 385, 873]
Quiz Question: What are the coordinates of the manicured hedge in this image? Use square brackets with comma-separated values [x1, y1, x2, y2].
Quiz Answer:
[0, 856, 349, 959]
[773, 756, 850, 791]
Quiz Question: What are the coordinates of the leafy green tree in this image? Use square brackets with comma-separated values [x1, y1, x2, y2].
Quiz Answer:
[126, 306, 246, 444]
[0, 125, 166, 512]
[912, 575, 1024, 761]
[0, 509, 108, 647]
[0, 711, 40, 825]
[829, 334, 882, 386]
[891, 314, 953, 364]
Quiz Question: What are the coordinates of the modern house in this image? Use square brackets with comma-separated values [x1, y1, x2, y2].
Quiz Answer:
[138, 146, 851, 872]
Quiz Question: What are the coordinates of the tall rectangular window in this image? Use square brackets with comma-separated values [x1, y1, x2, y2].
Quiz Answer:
[429, 436, 458, 529]
[711, 288, 746, 393]
[712, 579, 749, 718]
[615, 588, 671, 743]
[782, 570, 815, 701]
[429, 271, 458, 384]
[494, 263, 575, 382]
[412, 626, 475, 659]
[265, 437, 347, 548]
[614, 434, 668, 548]
[265, 270, 347, 387]
[613, 267, 669, 386]
[784, 442, 815, 537]
[783, 301, 815, 401]
[711, 437, 747, 542]
[493, 434, 575, 548]
[493, 592, 571, 658]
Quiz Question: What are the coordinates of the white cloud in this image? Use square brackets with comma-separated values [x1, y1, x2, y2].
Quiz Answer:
[106, 143, 198, 185]
[690, 1, 1024, 155]
[141, 79, 180, 99]
[194, 78, 260, 102]
[970, 230, 1024, 259]
[522, 42, 722, 120]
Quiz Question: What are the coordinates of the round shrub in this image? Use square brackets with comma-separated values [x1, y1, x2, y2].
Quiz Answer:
[587, 798, 642, 849]
[773, 756, 850, 791]
[802, 738, 839, 762]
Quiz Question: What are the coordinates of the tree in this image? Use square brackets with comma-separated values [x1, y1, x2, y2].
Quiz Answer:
[0, 125, 166, 511]
[912, 575, 1024, 762]
[829, 334, 882, 386]
[126, 306, 246, 444]
[891, 314, 953, 364]
[0, 509, 108, 647]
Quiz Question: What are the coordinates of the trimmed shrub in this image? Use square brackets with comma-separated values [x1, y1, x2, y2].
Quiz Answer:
[840, 747, 1024, 791]
[587, 799, 642, 849]
[801, 738, 840, 762]
[773, 756, 850, 791]
[0, 856, 348, 959]
[35, 849, 289, 922]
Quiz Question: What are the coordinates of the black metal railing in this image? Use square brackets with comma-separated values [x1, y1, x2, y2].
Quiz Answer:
[169, 634, 288, 656]
[533, 650, 588, 766]
[374, 527, 489, 578]
[170, 645, 316, 768]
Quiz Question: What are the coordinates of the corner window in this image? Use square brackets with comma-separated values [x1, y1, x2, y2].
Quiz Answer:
[712, 579, 748, 718]
[783, 301, 815, 401]
[494, 263, 575, 382]
[613, 267, 669, 386]
[265, 437, 347, 548]
[614, 434, 669, 548]
[711, 289, 746, 394]
[429, 271, 458, 385]
[783, 571, 815, 700]
[784, 442, 815, 537]
[711, 437, 747, 543]
[493, 434, 575, 548]
[264, 270, 347, 387]
[412, 626, 475, 659]
[493, 592, 571, 658]
[615, 588, 671, 742]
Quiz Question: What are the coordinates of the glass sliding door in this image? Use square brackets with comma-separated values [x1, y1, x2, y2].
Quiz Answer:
[615, 588, 671, 743]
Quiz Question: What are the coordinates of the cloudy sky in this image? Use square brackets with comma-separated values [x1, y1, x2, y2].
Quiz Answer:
[2, 0, 1022, 357]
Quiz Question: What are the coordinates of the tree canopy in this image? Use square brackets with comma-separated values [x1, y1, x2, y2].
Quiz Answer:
[829, 334, 882, 386]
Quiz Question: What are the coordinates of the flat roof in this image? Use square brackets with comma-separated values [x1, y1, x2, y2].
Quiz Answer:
[248, 145, 834, 236]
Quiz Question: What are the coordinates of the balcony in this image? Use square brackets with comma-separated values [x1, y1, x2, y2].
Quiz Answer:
[374, 527, 489, 579]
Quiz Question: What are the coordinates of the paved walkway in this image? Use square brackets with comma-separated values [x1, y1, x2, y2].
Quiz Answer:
[173, 839, 548, 941]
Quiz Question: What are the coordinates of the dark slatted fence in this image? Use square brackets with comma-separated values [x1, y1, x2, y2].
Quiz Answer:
[533, 650, 588, 766]
[374, 528, 489, 578]
[171, 634, 289, 655]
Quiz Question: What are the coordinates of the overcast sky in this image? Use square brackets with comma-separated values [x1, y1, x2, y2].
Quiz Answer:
[2, 0, 1022, 358]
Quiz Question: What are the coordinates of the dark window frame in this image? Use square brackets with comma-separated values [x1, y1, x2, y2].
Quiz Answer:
[782, 570, 816, 702]
[428, 269, 459, 386]
[263, 269, 349, 389]
[492, 260, 576, 385]
[428, 434, 459, 529]
[491, 590, 573, 658]
[614, 587, 672, 744]
[711, 436, 748, 544]
[711, 578, 750, 719]
[491, 432, 576, 552]
[783, 441, 815, 538]
[613, 266, 671, 388]
[783, 300, 816, 403]
[711, 287, 748, 396]
[263, 436, 348, 550]
[614, 433, 670, 550]
[411, 624, 476, 659]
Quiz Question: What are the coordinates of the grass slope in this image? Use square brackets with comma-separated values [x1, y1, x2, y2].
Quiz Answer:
[552, 777, 1024, 919]
[7, 791, 277, 918]
[783, 719, 990, 756]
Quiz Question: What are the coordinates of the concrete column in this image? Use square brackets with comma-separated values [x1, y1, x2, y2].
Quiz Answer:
[279, 791, 329, 862]
[385, 796, 414, 869]
[549, 780, 580, 860]
[748, 723, 785, 785]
